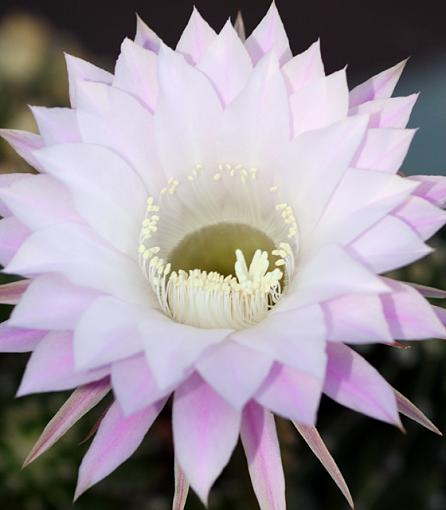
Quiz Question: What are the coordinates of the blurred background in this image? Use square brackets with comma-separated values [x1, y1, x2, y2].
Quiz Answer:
[0, 1, 445, 509]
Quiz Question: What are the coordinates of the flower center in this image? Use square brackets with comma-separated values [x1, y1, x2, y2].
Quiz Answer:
[138, 163, 298, 330]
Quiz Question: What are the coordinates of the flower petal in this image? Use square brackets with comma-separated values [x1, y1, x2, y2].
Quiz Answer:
[411, 175, 446, 207]
[75, 399, 166, 499]
[393, 195, 446, 240]
[0, 216, 30, 266]
[134, 14, 162, 53]
[0, 322, 45, 352]
[292, 423, 354, 508]
[176, 7, 216, 64]
[282, 40, 325, 94]
[240, 402, 286, 510]
[173, 458, 190, 510]
[324, 343, 401, 426]
[245, 3, 292, 65]
[0, 129, 44, 171]
[30, 106, 81, 144]
[0, 280, 30, 305]
[394, 388, 442, 435]
[23, 379, 110, 467]
[17, 331, 109, 396]
[173, 373, 240, 504]
[196, 340, 272, 409]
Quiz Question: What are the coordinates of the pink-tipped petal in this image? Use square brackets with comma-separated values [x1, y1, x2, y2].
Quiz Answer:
[23, 379, 110, 467]
[394, 388, 442, 435]
[381, 279, 446, 340]
[240, 402, 286, 510]
[324, 294, 392, 344]
[114, 38, 158, 111]
[0, 129, 44, 171]
[65, 53, 113, 108]
[245, 3, 292, 65]
[255, 363, 323, 425]
[75, 399, 166, 500]
[134, 14, 162, 53]
[293, 423, 354, 508]
[176, 7, 216, 64]
[282, 40, 325, 94]
[324, 343, 401, 426]
[0, 322, 45, 352]
[349, 59, 408, 107]
[0, 279, 30, 305]
[173, 374, 241, 504]
[173, 458, 190, 510]
[198, 20, 252, 105]
[111, 354, 171, 416]
[197, 340, 272, 409]
[30, 106, 81, 144]
[17, 331, 109, 396]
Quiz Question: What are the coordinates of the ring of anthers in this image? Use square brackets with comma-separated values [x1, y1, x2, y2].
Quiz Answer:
[138, 163, 297, 330]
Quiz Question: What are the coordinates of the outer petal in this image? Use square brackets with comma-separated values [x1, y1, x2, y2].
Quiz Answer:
[0, 171, 30, 217]
[24, 379, 111, 466]
[0, 280, 30, 305]
[134, 14, 162, 53]
[324, 343, 401, 426]
[324, 294, 392, 344]
[114, 38, 158, 111]
[0, 174, 81, 231]
[0, 322, 45, 352]
[75, 399, 166, 499]
[245, 3, 292, 65]
[65, 53, 113, 108]
[198, 20, 252, 105]
[349, 215, 433, 273]
[0, 217, 30, 266]
[395, 388, 442, 435]
[240, 402, 286, 510]
[5, 223, 149, 305]
[30, 106, 81, 144]
[196, 340, 272, 409]
[111, 354, 171, 416]
[173, 459, 190, 510]
[349, 60, 408, 107]
[282, 40, 325, 94]
[411, 175, 446, 207]
[173, 373, 241, 504]
[393, 195, 446, 240]
[255, 363, 323, 425]
[154, 44, 222, 178]
[141, 317, 230, 390]
[176, 7, 216, 64]
[381, 279, 446, 340]
[17, 331, 109, 396]
[0, 129, 44, 171]
[33, 143, 146, 257]
[9, 274, 98, 330]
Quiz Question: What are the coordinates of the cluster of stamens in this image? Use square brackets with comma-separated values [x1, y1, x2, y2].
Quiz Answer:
[138, 164, 298, 329]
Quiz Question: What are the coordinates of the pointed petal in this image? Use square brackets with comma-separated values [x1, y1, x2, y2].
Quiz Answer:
[324, 343, 401, 426]
[173, 374, 240, 504]
[197, 340, 272, 409]
[234, 11, 246, 42]
[176, 7, 216, 64]
[255, 363, 323, 425]
[23, 379, 110, 466]
[393, 195, 446, 240]
[293, 423, 354, 508]
[405, 282, 446, 299]
[349, 60, 408, 107]
[18, 331, 109, 396]
[350, 215, 433, 273]
[411, 175, 446, 207]
[65, 53, 113, 108]
[114, 38, 158, 110]
[0, 129, 44, 171]
[0, 216, 30, 266]
[33, 143, 146, 256]
[282, 40, 325, 94]
[30, 106, 81, 144]
[240, 402, 286, 510]
[349, 94, 418, 129]
[75, 399, 166, 499]
[134, 14, 162, 53]
[154, 44, 222, 178]
[381, 279, 446, 340]
[173, 458, 190, 510]
[0, 321, 45, 352]
[0, 171, 30, 216]
[324, 294, 392, 344]
[0, 279, 30, 305]
[245, 3, 292, 65]
[9, 274, 98, 330]
[111, 354, 171, 416]
[353, 128, 416, 173]
[198, 20, 252, 105]
[394, 388, 442, 435]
